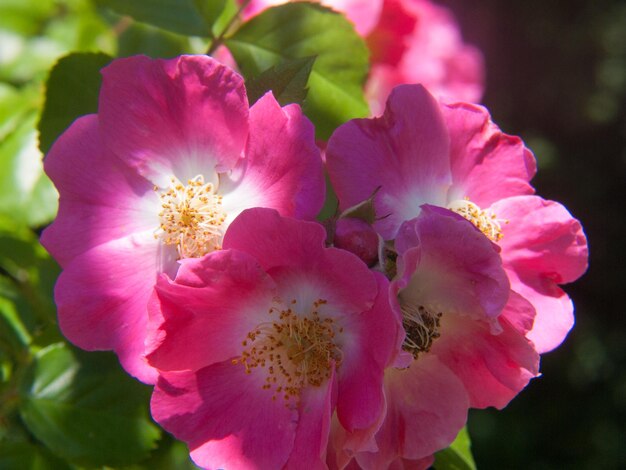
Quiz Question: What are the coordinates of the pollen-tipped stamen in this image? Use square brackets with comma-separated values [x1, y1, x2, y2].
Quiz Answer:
[447, 197, 505, 242]
[233, 298, 343, 404]
[154, 174, 228, 258]
[401, 303, 442, 358]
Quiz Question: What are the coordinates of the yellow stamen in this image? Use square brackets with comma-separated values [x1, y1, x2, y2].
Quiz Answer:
[232, 298, 342, 404]
[154, 175, 227, 258]
[447, 197, 505, 242]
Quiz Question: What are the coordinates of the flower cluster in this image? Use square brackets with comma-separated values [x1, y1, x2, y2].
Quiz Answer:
[42, 53, 587, 469]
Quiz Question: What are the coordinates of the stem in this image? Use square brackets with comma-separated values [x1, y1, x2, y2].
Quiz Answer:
[206, 0, 253, 55]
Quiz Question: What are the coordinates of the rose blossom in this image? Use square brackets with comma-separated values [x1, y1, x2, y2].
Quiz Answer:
[148, 208, 401, 469]
[326, 84, 588, 354]
[328, 206, 539, 468]
[41, 55, 324, 383]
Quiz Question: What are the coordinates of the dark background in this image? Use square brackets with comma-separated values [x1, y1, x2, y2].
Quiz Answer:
[439, 1, 626, 468]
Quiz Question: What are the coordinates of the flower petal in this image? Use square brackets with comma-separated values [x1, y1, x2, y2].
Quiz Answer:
[494, 195, 588, 352]
[41, 115, 157, 267]
[356, 355, 468, 467]
[395, 205, 509, 321]
[432, 299, 540, 409]
[443, 102, 536, 207]
[99, 55, 248, 184]
[285, 371, 336, 470]
[146, 250, 276, 373]
[337, 273, 401, 433]
[223, 208, 377, 314]
[220, 92, 324, 224]
[152, 364, 297, 470]
[54, 231, 162, 383]
[327, 85, 451, 239]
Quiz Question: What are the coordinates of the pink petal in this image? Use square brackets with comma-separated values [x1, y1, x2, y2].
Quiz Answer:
[146, 250, 276, 373]
[493, 195, 588, 352]
[366, 0, 485, 112]
[220, 92, 324, 223]
[395, 205, 509, 321]
[432, 302, 540, 409]
[329, 0, 384, 36]
[337, 273, 401, 433]
[326, 85, 451, 239]
[500, 290, 537, 335]
[152, 364, 297, 470]
[494, 196, 588, 284]
[395, 0, 485, 104]
[508, 269, 576, 354]
[223, 208, 377, 314]
[99, 55, 248, 183]
[54, 231, 162, 383]
[389, 455, 435, 470]
[285, 372, 336, 469]
[41, 115, 157, 267]
[442, 102, 536, 208]
[357, 355, 469, 467]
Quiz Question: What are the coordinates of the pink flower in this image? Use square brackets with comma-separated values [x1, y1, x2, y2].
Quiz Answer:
[326, 84, 588, 354]
[238, 0, 484, 112]
[328, 206, 539, 467]
[366, 0, 485, 114]
[148, 208, 401, 469]
[41, 55, 325, 383]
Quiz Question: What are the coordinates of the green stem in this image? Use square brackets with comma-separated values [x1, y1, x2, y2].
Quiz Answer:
[206, 0, 253, 55]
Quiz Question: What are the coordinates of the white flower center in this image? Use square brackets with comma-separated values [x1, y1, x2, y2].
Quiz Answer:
[154, 174, 227, 258]
[447, 198, 504, 242]
[233, 298, 343, 404]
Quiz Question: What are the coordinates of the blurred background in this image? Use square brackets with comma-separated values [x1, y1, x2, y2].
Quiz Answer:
[441, 1, 626, 468]
[0, 0, 624, 468]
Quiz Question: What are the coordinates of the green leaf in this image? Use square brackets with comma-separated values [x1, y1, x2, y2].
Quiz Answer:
[38, 52, 112, 155]
[246, 56, 315, 106]
[193, 0, 227, 30]
[122, 435, 200, 470]
[0, 113, 57, 227]
[0, 83, 40, 142]
[94, 0, 210, 36]
[225, 3, 370, 140]
[0, 441, 71, 470]
[0, 221, 61, 347]
[434, 426, 477, 470]
[0, 294, 32, 351]
[210, 0, 238, 38]
[118, 22, 193, 59]
[19, 343, 161, 467]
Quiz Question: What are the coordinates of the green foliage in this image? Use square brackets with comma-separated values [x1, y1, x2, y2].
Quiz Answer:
[193, 0, 228, 31]
[246, 56, 315, 106]
[0, 112, 58, 227]
[38, 52, 112, 154]
[225, 3, 370, 139]
[434, 427, 477, 470]
[19, 343, 161, 467]
[0, 441, 71, 470]
[118, 22, 193, 58]
[94, 0, 212, 36]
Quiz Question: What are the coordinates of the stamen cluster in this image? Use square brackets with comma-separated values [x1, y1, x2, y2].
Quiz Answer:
[400, 303, 442, 358]
[233, 298, 343, 403]
[448, 198, 504, 242]
[155, 175, 227, 258]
